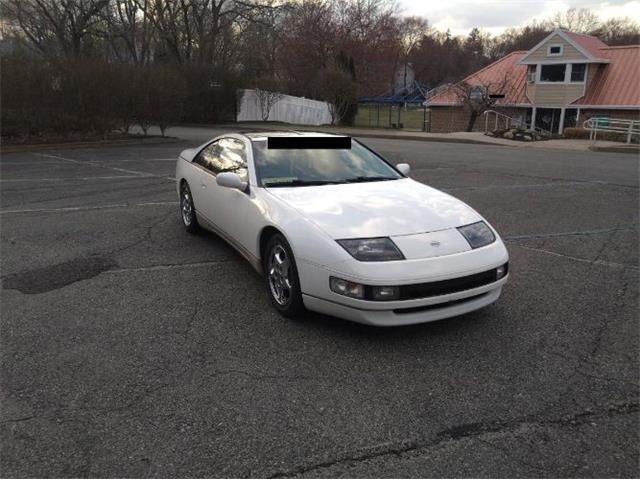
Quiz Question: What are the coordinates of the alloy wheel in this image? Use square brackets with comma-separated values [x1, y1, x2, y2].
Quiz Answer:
[267, 244, 292, 306]
[181, 189, 193, 226]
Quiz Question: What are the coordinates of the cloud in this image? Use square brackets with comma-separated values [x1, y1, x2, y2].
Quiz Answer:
[399, 0, 640, 35]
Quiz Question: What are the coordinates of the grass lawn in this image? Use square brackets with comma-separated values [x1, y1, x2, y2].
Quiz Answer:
[354, 105, 428, 130]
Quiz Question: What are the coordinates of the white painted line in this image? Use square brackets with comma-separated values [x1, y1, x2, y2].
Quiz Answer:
[1, 175, 147, 183]
[116, 158, 176, 162]
[445, 181, 605, 191]
[504, 226, 638, 241]
[106, 260, 237, 274]
[1, 201, 178, 215]
[1, 157, 175, 165]
[35, 153, 154, 177]
[1, 204, 128, 214]
[137, 201, 180, 206]
[35, 153, 83, 164]
[1, 160, 64, 165]
[111, 167, 153, 176]
[509, 243, 638, 269]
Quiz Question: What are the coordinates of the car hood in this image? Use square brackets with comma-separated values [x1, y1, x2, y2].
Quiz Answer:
[266, 178, 482, 239]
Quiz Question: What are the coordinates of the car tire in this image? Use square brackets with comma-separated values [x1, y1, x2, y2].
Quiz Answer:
[180, 182, 200, 234]
[263, 233, 305, 318]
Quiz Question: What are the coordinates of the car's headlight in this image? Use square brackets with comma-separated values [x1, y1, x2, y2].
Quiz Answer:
[337, 237, 404, 261]
[457, 221, 496, 249]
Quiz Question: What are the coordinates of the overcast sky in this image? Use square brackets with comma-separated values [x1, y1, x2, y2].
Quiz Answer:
[399, 0, 640, 35]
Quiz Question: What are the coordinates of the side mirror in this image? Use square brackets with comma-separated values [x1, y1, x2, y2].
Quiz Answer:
[396, 163, 411, 176]
[216, 172, 248, 191]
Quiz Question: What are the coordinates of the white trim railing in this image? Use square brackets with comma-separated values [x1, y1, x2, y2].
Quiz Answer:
[483, 110, 552, 138]
[483, 110, 522, 132]
[583, 117, 640, 144]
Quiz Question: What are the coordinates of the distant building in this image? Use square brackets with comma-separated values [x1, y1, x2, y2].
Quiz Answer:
[424, 29, 640, 134]
[392, 63, 416, 96]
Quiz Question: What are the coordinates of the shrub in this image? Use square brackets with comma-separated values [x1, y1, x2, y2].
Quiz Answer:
[563, 126, 633, 143]
[0, 56, 197, 140]
[562, 127, 590, 139]
[148, 64, 188, 136]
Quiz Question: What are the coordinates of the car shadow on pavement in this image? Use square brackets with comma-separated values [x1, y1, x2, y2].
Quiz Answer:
[297, 304, 497, 341]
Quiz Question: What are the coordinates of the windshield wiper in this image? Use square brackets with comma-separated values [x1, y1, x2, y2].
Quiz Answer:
[344, 176, 398, 183]
[263, 179, 346, 187]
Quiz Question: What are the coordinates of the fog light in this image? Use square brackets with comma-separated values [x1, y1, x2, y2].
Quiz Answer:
[496, 263, 509, 279]
[330, 277, 365, 299]
[371, 285, 400, 301]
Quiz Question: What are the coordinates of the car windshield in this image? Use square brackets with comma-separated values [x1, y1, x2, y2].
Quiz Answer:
[252, 138, 403, 187]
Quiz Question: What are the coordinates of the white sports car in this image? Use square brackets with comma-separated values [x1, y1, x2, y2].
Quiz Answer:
[175, 131, 509, 326]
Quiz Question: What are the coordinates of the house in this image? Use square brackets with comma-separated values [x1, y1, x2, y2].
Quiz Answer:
[424, 29, 640, 134]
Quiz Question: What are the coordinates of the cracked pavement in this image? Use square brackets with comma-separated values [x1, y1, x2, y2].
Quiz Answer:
[1, 128, 638, 477]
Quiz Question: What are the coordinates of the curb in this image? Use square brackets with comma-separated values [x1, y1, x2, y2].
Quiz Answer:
[589, 145, 639, 155]
[1, 136, 179, 154]
[334, 131, 507, 146]
[177, 123, 508, 147]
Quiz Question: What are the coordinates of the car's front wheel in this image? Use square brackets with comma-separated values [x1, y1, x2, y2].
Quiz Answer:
[180, 183, 200, 234]
[263, 234, 305, 317]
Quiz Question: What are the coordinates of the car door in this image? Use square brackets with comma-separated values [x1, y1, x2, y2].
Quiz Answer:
[192, 137, 250, 244]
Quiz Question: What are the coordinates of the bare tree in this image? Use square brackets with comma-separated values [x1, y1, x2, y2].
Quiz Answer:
[130, 0, 265, 65]
[549, 8, 600, 33]
[254, 77, 284, 122]
[1, 0, 110, 56]
[592, 17, 640, 45]
[400, 16, 428, 59]
[104, 0, 155, 63]
[452, 75, 508, 132]
[319, 67, 357, 125]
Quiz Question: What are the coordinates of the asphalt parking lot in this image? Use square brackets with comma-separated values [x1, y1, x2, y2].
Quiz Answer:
[1, 127, 638, 477]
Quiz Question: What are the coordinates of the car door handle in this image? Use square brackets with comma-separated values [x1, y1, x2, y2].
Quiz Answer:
[201, 183, 206, 189]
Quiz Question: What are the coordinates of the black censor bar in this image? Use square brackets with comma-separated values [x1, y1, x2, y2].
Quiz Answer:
[267, 136, 351, 149]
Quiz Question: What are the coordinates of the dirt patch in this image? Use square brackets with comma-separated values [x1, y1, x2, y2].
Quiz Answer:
[2, 256, 118, 294]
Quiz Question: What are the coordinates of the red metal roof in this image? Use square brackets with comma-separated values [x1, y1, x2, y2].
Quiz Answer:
[574, 46, 640, 106]
[425, 52, 529, 106]
[426, 44, 640, 108]
[563, 31, 609, 59]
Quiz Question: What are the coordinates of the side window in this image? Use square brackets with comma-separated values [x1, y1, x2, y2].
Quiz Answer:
[195, 140, 222, 172]
[218, 138, 248, 181]
[195, 138, 248, 181]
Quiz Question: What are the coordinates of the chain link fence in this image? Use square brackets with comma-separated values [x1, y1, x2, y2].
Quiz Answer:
[354, 104, 429, 131]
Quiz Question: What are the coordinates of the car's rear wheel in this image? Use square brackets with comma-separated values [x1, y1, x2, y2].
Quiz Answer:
[180, 183, 200, 234]
[263, 233, 305, 317]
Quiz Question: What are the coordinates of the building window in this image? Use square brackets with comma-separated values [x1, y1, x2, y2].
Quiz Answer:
[547, 44, 563, 56]
[570, 63, 586, 82]
[527, 65, 536, 83]
[540, 64, 566, 82]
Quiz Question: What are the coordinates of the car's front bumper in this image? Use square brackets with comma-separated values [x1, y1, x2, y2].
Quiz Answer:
[302, 284, 504, 326]
[297, 240, 509, 326]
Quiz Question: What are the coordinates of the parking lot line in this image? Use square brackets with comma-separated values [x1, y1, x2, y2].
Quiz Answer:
[503, 226, 638, 241]
[105, 259, 239, 274]
[445, 181, 605, 191]
[508, 243, 638, 270]
[1, 175, 150, 183]
[0, 158, 176, 165]
[35, 153, 158, 177]
[0, 201, 178, 215]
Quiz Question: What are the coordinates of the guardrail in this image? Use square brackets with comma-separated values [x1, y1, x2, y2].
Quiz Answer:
[583, 117, 640, 144]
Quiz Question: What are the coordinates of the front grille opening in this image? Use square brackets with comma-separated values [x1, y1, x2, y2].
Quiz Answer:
[364, 262, 508, 302]
[393, 292, 490, 315]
